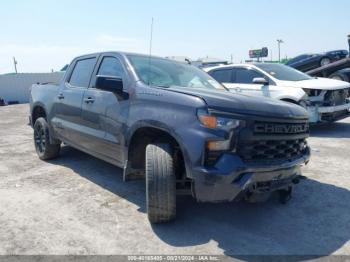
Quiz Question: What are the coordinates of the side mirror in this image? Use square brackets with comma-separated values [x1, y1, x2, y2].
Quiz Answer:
[95, 75, 123, 93]
[252, 77, 269, 85]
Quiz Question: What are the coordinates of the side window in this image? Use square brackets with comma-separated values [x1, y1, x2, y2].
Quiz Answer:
[210, 69, 232, 83]
[234, 68, 264, 84]
[97, 57, 125, 77]
[296, 55, 307, 61]
[69, 58, 96, 88]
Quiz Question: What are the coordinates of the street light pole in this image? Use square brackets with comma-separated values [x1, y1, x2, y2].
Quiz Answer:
[277, 39, 284, 62]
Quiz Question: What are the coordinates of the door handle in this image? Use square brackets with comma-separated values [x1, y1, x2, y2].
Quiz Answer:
[58, 93, 65, 100]
[84, 97, 95, 104]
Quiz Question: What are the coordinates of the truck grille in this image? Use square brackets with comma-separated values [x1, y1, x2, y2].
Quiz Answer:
[324, 88, 350, 106]
[238, 138, 308, 162]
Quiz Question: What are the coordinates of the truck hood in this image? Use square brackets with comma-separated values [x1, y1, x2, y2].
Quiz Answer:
[166, 87, 308, 119]
[277, 77, 350, 90]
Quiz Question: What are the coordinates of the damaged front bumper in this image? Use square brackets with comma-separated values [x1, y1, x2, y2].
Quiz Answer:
[192, 148, 310, 202]
[307, 102, 350, 123]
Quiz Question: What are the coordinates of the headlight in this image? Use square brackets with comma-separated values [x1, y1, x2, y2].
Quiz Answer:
[197, 109, 242, 130]
[197, 109, 244, 153]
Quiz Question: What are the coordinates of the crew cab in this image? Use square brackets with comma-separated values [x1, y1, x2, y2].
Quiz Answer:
[205, 63, 350, 123]
[30, 52, 310, 223]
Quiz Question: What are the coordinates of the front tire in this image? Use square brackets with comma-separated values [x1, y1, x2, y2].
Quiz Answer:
[146, 143, 176, 223]
[320, 57, 331, 66]
[33, 117, 61, 160]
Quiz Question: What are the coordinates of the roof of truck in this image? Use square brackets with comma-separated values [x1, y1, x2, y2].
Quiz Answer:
[73, 51, 167, 60]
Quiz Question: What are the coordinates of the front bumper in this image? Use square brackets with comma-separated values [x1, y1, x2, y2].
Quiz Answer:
[192, 148, 310, 202]
[307, 103, 350, 123]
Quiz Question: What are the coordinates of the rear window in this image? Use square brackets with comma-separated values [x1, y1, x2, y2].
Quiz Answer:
[69, 58, 97, 88]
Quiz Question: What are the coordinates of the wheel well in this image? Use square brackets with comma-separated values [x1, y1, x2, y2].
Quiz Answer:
[127, 127, 186, 179]
[32, 106, 47, 124]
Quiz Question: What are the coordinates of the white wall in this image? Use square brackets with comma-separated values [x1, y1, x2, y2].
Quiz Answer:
[0, 72, 64, 104]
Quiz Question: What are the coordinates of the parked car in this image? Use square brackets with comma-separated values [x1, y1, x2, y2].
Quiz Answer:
[205, 63, 350, 123]
[286, 50, 348, 72]
[30, 52, 310, 223]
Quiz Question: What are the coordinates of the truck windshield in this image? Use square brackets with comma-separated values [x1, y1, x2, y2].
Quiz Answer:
[127, 55, 226, 90]
[255, 63, 313, 81]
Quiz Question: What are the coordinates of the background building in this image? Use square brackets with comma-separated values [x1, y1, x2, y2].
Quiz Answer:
[0, 72, 63, 104]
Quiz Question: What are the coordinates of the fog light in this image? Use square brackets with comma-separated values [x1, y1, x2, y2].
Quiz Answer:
[207, 139, 231, 151]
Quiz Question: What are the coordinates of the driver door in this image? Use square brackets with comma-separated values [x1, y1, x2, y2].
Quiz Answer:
[80, 54, 130, 166]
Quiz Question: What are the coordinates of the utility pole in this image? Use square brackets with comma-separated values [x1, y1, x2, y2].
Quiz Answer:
[230, 54, 233, 64]
[347, 34, 350, 56]
[13, 57, 18, 74]
[277, 39, 284, 62]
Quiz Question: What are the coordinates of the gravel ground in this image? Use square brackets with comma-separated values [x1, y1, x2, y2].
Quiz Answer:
[0, 104, 349, 257]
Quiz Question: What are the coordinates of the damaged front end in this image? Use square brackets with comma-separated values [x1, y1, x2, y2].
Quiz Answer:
[191, 116, 310, 204]
[304, 88, 350, 122]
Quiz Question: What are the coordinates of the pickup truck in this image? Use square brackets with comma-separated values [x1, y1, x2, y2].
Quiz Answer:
[30, 52, 311, 223]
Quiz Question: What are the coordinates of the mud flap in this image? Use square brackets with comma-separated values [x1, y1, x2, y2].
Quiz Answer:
[123, 160, 145, 182]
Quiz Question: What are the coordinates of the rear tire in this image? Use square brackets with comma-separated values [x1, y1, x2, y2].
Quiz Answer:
[33, 117, 61, 160]
[146, 143, 176, 223]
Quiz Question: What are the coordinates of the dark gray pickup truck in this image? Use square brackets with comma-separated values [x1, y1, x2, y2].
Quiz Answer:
[30, 52, 311, 223]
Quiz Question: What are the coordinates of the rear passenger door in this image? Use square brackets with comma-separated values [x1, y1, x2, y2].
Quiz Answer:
[52, 56, 97, 144]
[80, 54, 130, 166]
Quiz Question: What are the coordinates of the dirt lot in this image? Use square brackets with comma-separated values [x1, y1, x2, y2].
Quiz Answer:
[0, 104, 349, 257]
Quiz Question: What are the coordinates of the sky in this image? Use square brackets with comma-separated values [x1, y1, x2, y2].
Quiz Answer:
[0, 0, 349, 73]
